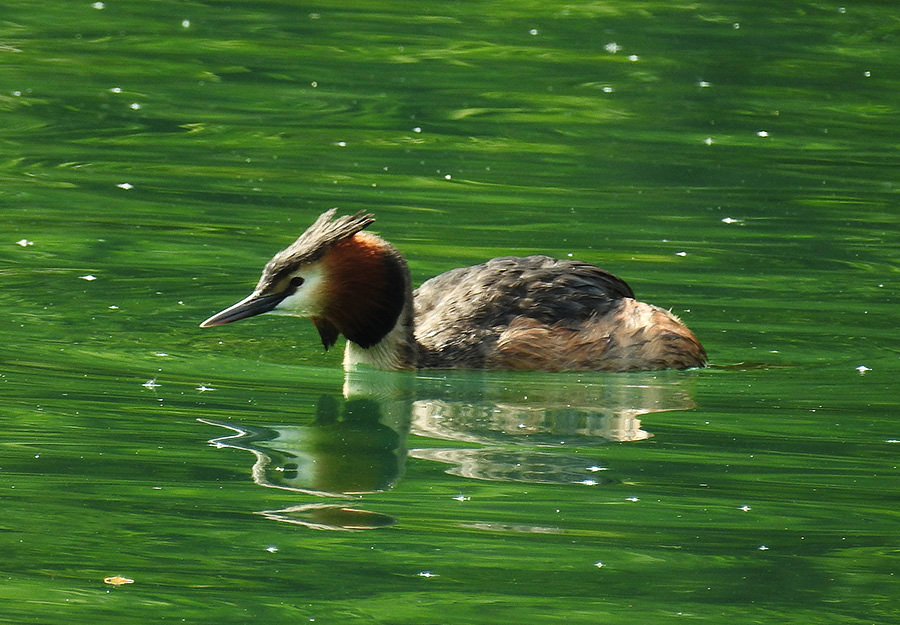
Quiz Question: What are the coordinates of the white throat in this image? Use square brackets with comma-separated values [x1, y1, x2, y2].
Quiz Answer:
[342, 316, 413, 371]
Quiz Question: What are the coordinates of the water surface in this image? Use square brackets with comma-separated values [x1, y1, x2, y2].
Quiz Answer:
[2, 2, 899, 623]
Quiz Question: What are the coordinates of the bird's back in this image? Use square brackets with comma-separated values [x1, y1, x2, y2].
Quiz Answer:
[413, 255, 689, 370]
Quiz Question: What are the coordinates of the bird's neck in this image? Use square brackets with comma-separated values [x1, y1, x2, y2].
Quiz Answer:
[342, 296, 417, 370]
[322, 233, 419, 370]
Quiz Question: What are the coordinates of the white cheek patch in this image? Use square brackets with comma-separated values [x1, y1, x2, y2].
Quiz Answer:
[272, 264, 327, 317]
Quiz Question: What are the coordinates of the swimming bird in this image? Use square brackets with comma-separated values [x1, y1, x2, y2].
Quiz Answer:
[200, 209, 706, 372]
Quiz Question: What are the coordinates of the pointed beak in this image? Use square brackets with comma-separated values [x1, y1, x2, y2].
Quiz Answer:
[199, 291, 287, 328]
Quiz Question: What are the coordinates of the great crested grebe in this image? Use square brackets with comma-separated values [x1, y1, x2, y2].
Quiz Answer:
[200, 209, 707, 372]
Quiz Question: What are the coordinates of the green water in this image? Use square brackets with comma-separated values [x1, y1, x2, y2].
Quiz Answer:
[3, 1, 899, 623]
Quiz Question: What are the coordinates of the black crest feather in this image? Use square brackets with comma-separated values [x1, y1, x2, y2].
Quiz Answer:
[259, 209, 374, 286]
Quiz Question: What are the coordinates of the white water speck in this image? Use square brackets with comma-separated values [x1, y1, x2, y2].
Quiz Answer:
[91, 2, 105, 9]
[698, 81, 711, 88]
[758, 545, 769, 551]
[142, 379, 160, 389]
[626, 497, 640, 502]
[529, 28, 539, 36]
[417, 571, 438, 578]
[594, 561, 604, 568]
[265, 545, 278, 553]
[739, 505, 752, 512]
[79, 274, 97, 281]
[412, 126, 422, 133]
[117, 182, 133, 190]
[452, 494, 470, 502]
[627, 54, 639, 62]
[335, 141, 347, 147]
[721, 217, 743, 224]
[856, 365, 871, 374]
[586, 465, 606, 472]
[757, 130, 769, 137]
[196, 385, 215, 392]
[676, 251, 687, 257]
[604, 42, 620, 53]
[109, 87, 122, 93]
[130, 103, 141, 110]
[16, 239, 34, 247]
[181, 19, 191, 28]
[444, 174, 452, 180]
[576, 479, 599, 486]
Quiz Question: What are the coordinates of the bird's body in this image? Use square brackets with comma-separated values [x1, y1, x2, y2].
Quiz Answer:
[201, 210, 706, 372]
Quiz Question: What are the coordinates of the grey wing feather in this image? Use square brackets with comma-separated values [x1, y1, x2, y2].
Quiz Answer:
[413, 255, 635, 366]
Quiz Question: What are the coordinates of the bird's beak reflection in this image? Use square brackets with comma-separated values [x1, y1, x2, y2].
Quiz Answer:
[199, 292, 286, 327]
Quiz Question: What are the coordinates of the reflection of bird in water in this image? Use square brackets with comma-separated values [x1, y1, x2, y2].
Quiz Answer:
[201, 209, 706, 372]
[200, 393, 408, 531]
[200, 396, 406, 496]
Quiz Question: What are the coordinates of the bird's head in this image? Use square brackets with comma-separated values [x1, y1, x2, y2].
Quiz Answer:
[200, 209, 408, 350]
